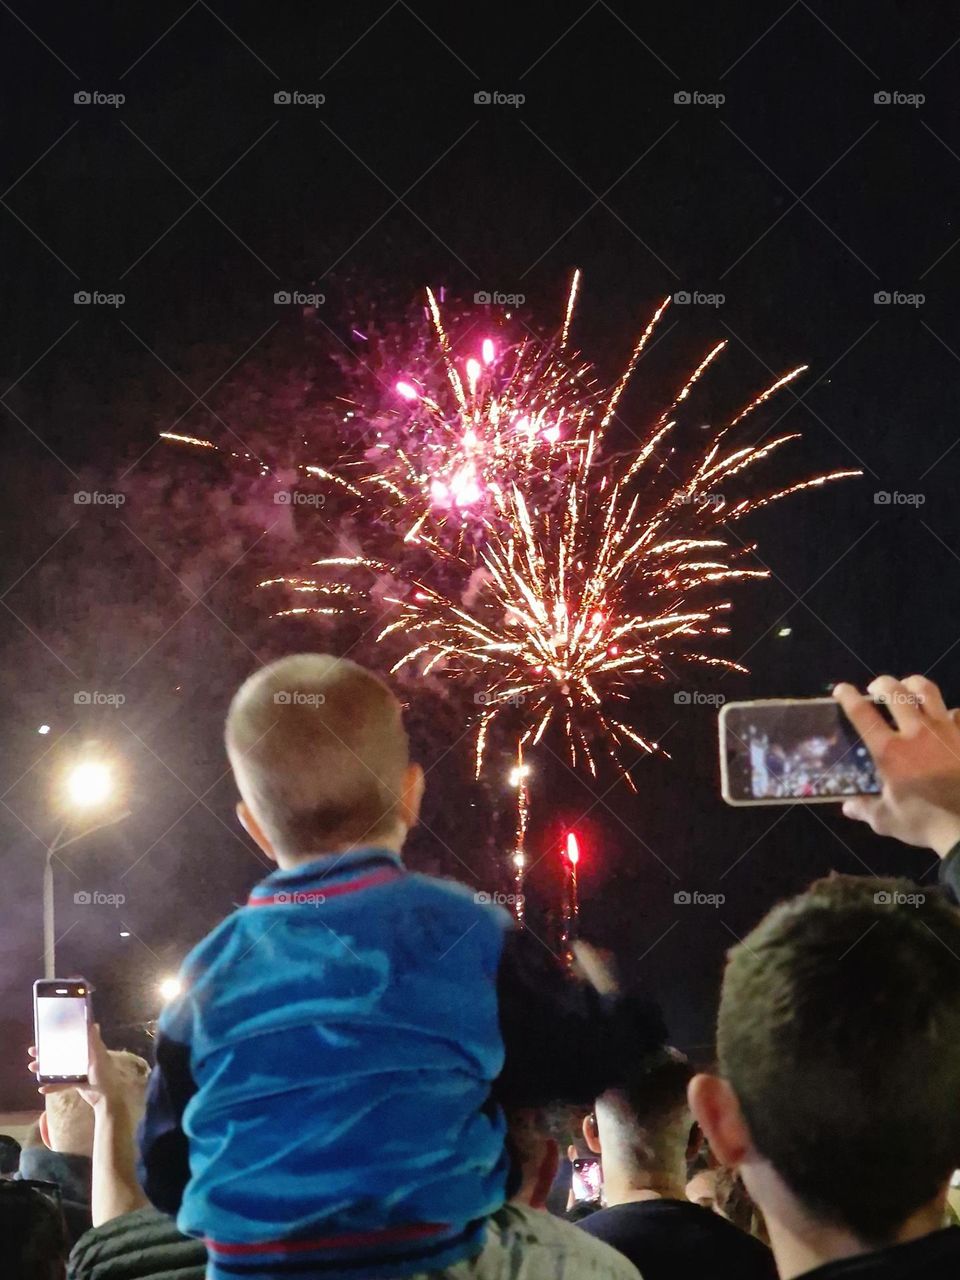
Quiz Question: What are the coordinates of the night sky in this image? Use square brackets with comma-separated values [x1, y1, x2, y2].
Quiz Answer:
[2, 0, 959, 1106]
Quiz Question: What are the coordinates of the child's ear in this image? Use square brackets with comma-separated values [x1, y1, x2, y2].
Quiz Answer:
[39, 1111, 52, 1150]
[400, 763, 425, 830]
[236, 801, 277, 862]
[583, 1112, 602, 1155]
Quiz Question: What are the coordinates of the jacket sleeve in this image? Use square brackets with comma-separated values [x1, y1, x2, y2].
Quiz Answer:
[137, 1031, 197, 1216]
[493, 928, 667, 1107]
[938, 840, 960, 904]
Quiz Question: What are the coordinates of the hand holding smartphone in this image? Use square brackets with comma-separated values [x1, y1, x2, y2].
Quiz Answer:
[33, 979, 92, 1084]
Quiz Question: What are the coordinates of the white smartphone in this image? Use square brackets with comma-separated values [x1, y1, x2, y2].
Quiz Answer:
[33, 978, 91, 1084]
[719, 698, 881, 806]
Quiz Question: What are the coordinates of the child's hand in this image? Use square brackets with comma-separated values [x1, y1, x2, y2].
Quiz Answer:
[29, 1022, 127, 1112]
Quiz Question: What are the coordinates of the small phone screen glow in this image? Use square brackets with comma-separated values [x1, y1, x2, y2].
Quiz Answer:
[37, 996, 88, 1077]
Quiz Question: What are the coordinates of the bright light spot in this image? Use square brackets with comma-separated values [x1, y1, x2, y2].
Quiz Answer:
[777, 626, 792, 638]
[66, 761, 113, 808]
[608, 645, 619, 657]
[395, 380, 419, 401]
[159, 976, 182, 1002]
[565, 832, 581, 865]
[542, 425, 561, 444]
[449, 465, 482, 507]
[466, 358, 481, 394]
[38, 724, 51, 735]
[508, 764, 531, 787]
[513, 851, 526, 868]
[119, 930, 130, 938]
[481, 338, 495, 366]
[429, 479, 450, 505]
[462, 429, 478, 449]
[591, 611, 605, 627]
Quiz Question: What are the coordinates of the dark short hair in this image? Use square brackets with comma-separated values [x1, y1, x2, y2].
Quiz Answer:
[0, 1134, 21, 1175]
[719, 875, 960, 1245]
[0, 1179, 68, 1279]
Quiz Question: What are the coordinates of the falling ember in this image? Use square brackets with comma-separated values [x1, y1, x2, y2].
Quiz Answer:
[482, 338, 496, 366]
[395, 380, 419, 401]
[565, 832, 581, 865]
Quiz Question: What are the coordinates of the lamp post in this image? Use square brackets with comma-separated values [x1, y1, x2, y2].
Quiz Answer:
[45, 757, 129, 978]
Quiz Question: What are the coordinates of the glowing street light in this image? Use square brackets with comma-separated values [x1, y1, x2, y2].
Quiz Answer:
[159, 976, 182, 1002]
[66, 761, 114, 808]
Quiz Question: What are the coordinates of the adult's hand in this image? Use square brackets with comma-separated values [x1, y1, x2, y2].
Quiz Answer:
[29, 1021, 128, 1113]
[833, 675, 960, 857]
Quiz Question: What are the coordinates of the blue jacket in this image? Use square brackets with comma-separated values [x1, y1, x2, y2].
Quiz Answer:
[140, 848, 512, 1280]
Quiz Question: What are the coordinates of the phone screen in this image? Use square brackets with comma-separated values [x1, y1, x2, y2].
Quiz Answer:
[35, 985, 89, 1080]
[721, 698, 881, 804]
[572, 1157, 602, 1203]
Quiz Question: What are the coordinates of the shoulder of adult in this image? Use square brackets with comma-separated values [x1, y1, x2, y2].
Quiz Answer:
[68, 1206, 207, 1280]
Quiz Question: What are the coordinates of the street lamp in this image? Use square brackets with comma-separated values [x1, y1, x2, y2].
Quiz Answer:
[44, 752, 129, 979]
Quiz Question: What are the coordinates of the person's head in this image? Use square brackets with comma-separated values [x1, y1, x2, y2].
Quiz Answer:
[690, 875, 960, 1250]
[225, 654, 424, 864]
[584, 1050, 696, 1202]
[504, 1107, 561, 1210]
[41, 1051, 149, 1157]
[0, 1180, 68, 1280]
[0, 1134, 21, 1177]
